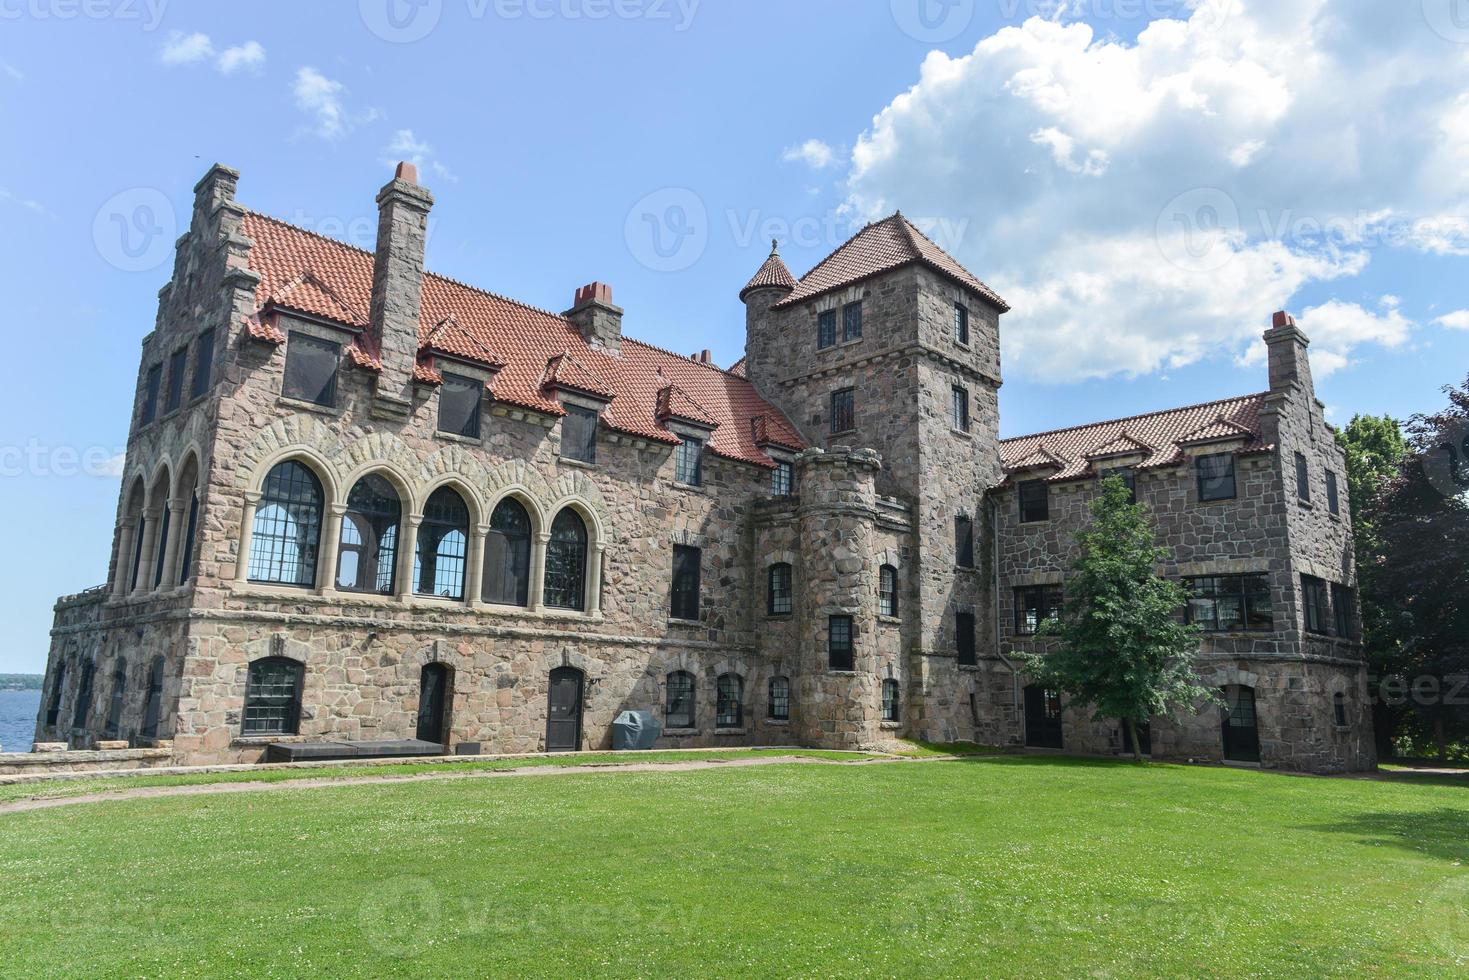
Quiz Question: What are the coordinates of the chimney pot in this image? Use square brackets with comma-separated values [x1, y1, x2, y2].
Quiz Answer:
[1271, 310, 1295, 330]
[395, 161, 419, 184]
[700, 349, 712, 363]
[566, 282, 622, 354]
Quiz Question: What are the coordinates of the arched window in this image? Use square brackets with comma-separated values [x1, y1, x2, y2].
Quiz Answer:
[142, 655, 166, 738]
[415, 487, 470, 599]
[1333, 691, 1348, 727]
[544, 509, 588, 611]
[881, 678, 900, 723]
[665, 670, 695, 729]
[768, 675, 790, 721]
[72, 659, 95, 730]
[243, 657, 304, 735]
[248, 460, 324, 587]
[879, 564, 898, 617]
[151, 505, 172, 589]
[105, 662, 127, 738]
[483, 497, 532, 606]
[179, 491, 199, 584]
[717, 674, 744, 729]
[767, 563, 793, 615]
[122, 479, 146, 592]
[45, 660, 67, 727]
[338, 475, 401, 595]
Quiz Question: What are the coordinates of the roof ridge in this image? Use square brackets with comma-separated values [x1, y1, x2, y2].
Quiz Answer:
[619, 336, 750, 381]
[790, 211, 901, 287]
[1000, 391, 1270, 445]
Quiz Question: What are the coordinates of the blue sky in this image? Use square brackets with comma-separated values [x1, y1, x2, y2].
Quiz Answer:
[0, 0, 1464, 672]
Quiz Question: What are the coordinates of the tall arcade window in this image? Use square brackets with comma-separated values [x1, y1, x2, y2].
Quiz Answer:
[151, 505, 172, 589]
[1197, 453, 1237, 502]
[179, 491, 199, 584]
[1185, 574, 1273, 632]
[828, 615, 854, 671]
[881, 679, 901, 723]
[671, 545, 701, 621]
[282, 332, 341, 407]
[164, 347, 188, 415]
[104, 662, 126, 738]
[483, 498, 532, 607]
[716, 674, 744, 728]
[674, 436, 704, 487]
[242, 657, 304, 735]
[191, 328, 216, 399]
[767, 563, 793, 616]
[561, 405, 599, 464]
[768, 676, 790, 721]
[544, 509, 588, 611]
[665, 670, 695, 728]
[879, 564, 898, 617]
[438, 373, 483, 439]
[248, 461, 324, 588]
[337, 475, 401, 595]
[415, 487, 470, 600]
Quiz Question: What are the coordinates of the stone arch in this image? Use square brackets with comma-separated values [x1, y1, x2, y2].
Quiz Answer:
[485, 459, 554, 506]
[548, 470, 611, 546]
[144, 457, 174, 512]
[419, 474, 485, 526]
[534, 645, 600, 680]
[1206, 667, 1260, 689]
[877, 548, 903, 570]
[336, 432, 423, 511]
[248, 445, 342, 507]
[671, 528, 706, 549]
[237, 415, 344, 490]
[766, 549, 797, 567]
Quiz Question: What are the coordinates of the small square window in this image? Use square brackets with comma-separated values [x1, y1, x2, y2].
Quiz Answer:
[828, 615, 854, 671]
[140, 363, 162, 426]
[561, 405, 599, 464]
[438, 373, 483, 439]
[831, 388, 855, 434]
[1326, 470, 1340, 516]
[771, 460, 794, 496]
[817, 310, 837, 349]
[1196, 453, 1236, 502]
[842, 302, 863, 342]
[954, 303, 970, 345]
[191, 328, 216, 399]
[1018, 480, 1049, 523]
[675, 436, 704, 487]
[164, 347, 188, 414]
[282, 332, 341, 407]
[1015, 585, 1064, 635]
[950, 386, 970, 432]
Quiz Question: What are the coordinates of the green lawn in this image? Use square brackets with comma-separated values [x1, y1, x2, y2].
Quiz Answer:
[2, 756, 1466, 977]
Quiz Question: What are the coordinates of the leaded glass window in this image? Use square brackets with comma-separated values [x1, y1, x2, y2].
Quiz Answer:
[831, 388, 855, 433]
[415, 487, 469, 599]
[1185, 574, 1272, 631]
[954, 302, 970, 345]
[828, 615, 854, 671]
[338, 475, 401, 595]
[817, 309, 837, 349]
[671, 545, 701, 620]
[1197, 453, 1236, 502]
[951, 386, 969, 432]
[879, 564, 898, 617]
[438, 373, 483, 439]
[483, 497, 532, 607]
[666, 670, 695, 728]
[717, 673, 743, 728]
[544, 509, 588, 611]
[768, 676, 790, 721]
[242, 657, 303, 735]
[842, 301, 863, 342]
[771, 460, 794, 496]
[1301, 574, 1330, 635]
[282, 332, 340, 407]
[248, 460, 324, 588]
[768, 563, 793, 615]
[104, 662, 126, 738]
[674, 436, 703, 487]
[561, 405, 599, 463]
[881, 679, 900, 722]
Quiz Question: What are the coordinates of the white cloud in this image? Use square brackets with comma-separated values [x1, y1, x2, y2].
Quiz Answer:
[382, 129, 458, 183]
[97, 453, 128, 479]
[1434, 310, 1469, 331]
[840, 1, 1469, 382]
[781, 139, 838, 170]
[0, 186, 53, 218]
[2, 62, 23, 82]
[294, 68, 373, 141]
[160, 32, 265, 74]
[1292, 299, 1413, 377]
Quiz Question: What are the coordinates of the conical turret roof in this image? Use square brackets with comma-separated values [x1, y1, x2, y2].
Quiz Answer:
[739, 240, 798, 302]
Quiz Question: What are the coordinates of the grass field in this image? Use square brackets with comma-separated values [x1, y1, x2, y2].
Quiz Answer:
[2, 754, 1466, 977]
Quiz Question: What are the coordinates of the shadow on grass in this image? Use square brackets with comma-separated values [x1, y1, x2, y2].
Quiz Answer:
[1374, 769, 1469, 791]
[1308, 808, 1469, 864]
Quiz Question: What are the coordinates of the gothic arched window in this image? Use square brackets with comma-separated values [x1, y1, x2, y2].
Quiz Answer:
[415, 487, 470, 600]
[338, 474, 401, 595]
[483, 498, 532, 607]
[248, 460, 324, 587]
[544, 509, 588, 611]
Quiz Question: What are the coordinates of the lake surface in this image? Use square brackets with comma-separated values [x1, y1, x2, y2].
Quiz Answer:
[0, 689, 42, 753]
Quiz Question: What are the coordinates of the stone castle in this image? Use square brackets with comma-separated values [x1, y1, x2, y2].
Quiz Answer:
[33, 162, 1375, 773]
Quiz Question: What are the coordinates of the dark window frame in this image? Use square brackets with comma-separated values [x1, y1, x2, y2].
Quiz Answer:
[1185, 574, 1274, 632]
[768, 675, 790, 721]
[954, 302, 970, 345]
[438, 372, 484, 440]
[560, 404, 600, 464]
[414, 486, 470, 600]
[1295, 451, 1311, 502]
[1301, 574, 1331, 635]
[282, 331, 341, 408]
[248, 460, 325, 588]
[242, 656, 304, 736]
[72, 659, 95, 730]
[955, 514, 975, 568]
[671, 544, 701, 621]
[881, 679, 900, 723]
[104, 662, 127, 739]
[817, 309, 837, 349]
[830, 388, 856, 434]
[337, 474, 402, 596]
[674, 436, 704, 487]
[1015, 585, 1064, 635]
[828, 615, 855, 671]
[767, 562, 793, 616]
[1331, 583, 1357, 640]
[950, 386, 970, 432]
[191, 328, 216, 399]
[483, 497, 533, 607]
[878, 564, 898, 617]
[956, 610, 977, 666]
[1196, 452, 1237, 502]
[139, 363, 163, 427]
[544, 508, 588, 611]
[771, 460, 794, 496]
[665, 670, 696, 729]
[842, 301, 863, 342]
[716, 673, 744, 729]
[164, 347, 189, 415]
[1018, 479, 1050, 523]
[1326, 470, 1340, 516]
[45, 660, 66, 727]
[1333, 692, 1348, 727]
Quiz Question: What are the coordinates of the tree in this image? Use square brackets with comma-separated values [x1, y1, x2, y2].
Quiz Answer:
[1022, 475, 1216, 761]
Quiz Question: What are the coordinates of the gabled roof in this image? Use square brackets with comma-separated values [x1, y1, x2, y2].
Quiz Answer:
[656, 384, 719, 430]
[542, 352, 615, 401]
[1000, 393, 1272, 483]
[739, 242, 798, 301]
[774, 213, 1008, 311]
[240, 211, 804, 466]
[1006, 446, 1067, 472]
[1179, 417, 1255, 445]
[267, 269, 368, 327]
[727, 357, 746, 377]
[1087, 431, 1153, 459]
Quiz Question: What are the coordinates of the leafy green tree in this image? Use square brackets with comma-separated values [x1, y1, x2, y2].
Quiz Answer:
[1022, 475, 1216, 761]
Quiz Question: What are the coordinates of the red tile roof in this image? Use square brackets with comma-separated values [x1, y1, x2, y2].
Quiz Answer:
[999, 393, 1272, 483]
[739, 243, 798, 301]
[241, 211, 803, 467]
[656, 384, 719, 429]
[727, 357, 746, 377]
[542, 352, 615, 401]
[775, 213, 1008, 312]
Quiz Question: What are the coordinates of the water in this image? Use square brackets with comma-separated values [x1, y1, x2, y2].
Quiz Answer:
[0, 689, 42, 753]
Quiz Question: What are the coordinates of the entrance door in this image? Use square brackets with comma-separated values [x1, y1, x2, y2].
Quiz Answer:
[546, 666, 584, 752]
[1024, 685, 1064, 749]
[416, 663, 451, 744]
[1221, 685, 1261, 763]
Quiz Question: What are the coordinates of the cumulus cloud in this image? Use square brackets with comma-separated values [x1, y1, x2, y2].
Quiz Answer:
[383, 129, 458, 183]
[841, 0, 1469, 381]
[1291, 299, 1414, 377]
[160, 32, 265, 74]
[1435, 310, 1469, 331]
[782, 139, 838, 170]
[294, 68, 376, 141]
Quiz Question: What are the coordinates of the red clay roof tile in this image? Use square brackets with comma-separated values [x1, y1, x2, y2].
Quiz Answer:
[739, 243, 798, 301]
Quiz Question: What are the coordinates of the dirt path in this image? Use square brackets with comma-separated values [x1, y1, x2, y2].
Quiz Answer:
[0, 754, 909, 815]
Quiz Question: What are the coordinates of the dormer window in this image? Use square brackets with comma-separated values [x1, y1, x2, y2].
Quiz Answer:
[1197, 453, 1236, 502]
[560, 404, 599, 464]
[817, 309, 837, 349]
[771, 459, 794, 496]
[675, 436, 704, 487]
[282, 332, 340, 408]
[438, 373, 484, 439]
[842, 301, 863, 342]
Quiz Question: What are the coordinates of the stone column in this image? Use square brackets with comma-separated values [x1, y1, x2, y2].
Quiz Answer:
[158, 498, 188, 590]
[111, 518, 138, 597]
[396, 515, 423, 600]
[465, 523, 489, 608]
[317, 503, 346, 595]
[586, 542, 604, 616]
[132, 511, 159, 597]
[235, 492, 260, 584]
[529, 531, 550, 612]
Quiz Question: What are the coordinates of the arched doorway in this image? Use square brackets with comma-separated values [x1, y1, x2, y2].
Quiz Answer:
[416, 663, 452, 745]
[546, 666, 584, 752]
[1221, 685, 1261, 763]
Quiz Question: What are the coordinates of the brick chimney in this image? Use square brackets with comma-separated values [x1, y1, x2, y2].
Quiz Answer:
[368, 161, 434, 419]
[565, 281, 622, 355]
[1263, 309, 1314, 398]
